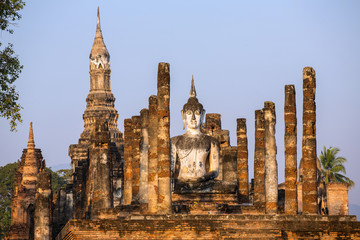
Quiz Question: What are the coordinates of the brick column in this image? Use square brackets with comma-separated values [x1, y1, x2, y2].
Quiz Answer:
[236, 118, 249, 203]
[203, 113, 225, 179]
[139, 109, 149, 211]
[157, 62, 171, 214]
[131, 116, 141, 204]
[73, 161, 86, 219]
[204, 113, 222, 134]
[123, 118, 133, 205]
[264, 101, 278, 214]
[254, 110, 265, 205]
[302, 67, 318, 214]
[34, 170, 52, 240]
[148, 95, 158, 214]
[87, 120, 112, 218]
[284, 85, 298, 214]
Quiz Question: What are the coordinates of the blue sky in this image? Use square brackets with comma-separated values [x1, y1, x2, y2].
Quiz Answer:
[1, 1, 359, 214]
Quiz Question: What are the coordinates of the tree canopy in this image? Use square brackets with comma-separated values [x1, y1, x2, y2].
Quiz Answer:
[0, 0, 25, 131]
[319, 146, 354, 188]
[0, 162, 17, 239]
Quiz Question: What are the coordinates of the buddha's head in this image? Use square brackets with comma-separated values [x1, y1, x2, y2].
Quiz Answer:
[181, 77, 206, 130]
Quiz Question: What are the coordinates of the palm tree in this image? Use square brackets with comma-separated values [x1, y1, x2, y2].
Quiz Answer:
[319, 146, 354, 188]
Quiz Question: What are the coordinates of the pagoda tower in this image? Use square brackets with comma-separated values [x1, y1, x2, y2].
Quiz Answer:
[69, 7, 124, 218]
[8, 122, 46, 240]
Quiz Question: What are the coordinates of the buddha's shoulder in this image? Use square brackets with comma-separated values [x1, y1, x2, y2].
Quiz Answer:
[171, 135, 182, 143]
[171, 134, 190, 145]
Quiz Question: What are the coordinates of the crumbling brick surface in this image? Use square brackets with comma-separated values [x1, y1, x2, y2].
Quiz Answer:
[253, 110, 265, 206]
[156, 63, 171, 214]
[55, 215, 360, 240]
[236, 118, 249, 203]
[264, 101, 278, 214]
[284, 85, 297, 215]
[302, 67, 318, 214]
[147, 95, 158, 214]
[327, 183, 349, 215]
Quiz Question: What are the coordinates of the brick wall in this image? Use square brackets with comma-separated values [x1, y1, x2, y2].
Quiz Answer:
[327, 182, 349, 215]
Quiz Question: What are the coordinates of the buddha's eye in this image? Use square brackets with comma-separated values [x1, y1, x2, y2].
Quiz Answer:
[186, 110, 192, 115]
[194, 110, 200, 115]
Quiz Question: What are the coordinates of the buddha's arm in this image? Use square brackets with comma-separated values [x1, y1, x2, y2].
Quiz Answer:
[197, 140, 220, 182]
[209, 140, 220, 178]
[170, 138, 177, 177]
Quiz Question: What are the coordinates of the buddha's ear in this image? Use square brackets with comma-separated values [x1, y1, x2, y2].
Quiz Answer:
[201, 109, 206, 127]
[181, 110, 186, 130]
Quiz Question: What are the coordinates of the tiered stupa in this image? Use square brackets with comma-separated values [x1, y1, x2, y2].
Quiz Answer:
[8, 123, 50, 240]
[68, 7, 124, 220]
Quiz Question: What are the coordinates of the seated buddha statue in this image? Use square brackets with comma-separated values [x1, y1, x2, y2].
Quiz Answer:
[171, 77, 221, 193]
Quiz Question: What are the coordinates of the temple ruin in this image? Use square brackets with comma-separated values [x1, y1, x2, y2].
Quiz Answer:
[7, 7, 360, 240]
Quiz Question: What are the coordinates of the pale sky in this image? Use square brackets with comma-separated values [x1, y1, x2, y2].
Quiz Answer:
[1, 1, 359, 214]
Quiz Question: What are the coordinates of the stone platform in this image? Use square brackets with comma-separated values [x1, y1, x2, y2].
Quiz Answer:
[56, 215, 360, 240]
[172, 193, 265, 214]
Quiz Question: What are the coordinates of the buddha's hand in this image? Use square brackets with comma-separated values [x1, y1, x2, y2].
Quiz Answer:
[196, 171, 217, 182]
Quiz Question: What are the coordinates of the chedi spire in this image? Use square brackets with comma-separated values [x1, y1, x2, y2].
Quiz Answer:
[27, 122, 35, 149]
[90, 6, 110, 69]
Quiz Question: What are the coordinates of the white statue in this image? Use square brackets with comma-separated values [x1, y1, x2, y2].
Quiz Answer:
[171, 77, 220, 192]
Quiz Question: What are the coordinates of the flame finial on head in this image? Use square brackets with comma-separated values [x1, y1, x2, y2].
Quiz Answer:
[183, 76, 203, 112]
[189, 75, 197, 98]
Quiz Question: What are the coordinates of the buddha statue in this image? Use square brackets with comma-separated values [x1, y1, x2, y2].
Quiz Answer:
[171, 77, 220, 193]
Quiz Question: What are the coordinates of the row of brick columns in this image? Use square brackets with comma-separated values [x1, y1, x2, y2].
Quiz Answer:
[123, 66, 317, 215]
[237, 67, 317, 215]
[123, 63, 171, 214]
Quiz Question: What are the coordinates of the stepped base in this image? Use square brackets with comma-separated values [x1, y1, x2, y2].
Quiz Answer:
[56, 215, 360, 240]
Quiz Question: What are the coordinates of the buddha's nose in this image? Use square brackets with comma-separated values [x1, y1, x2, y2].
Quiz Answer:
[192, 113, 196, 120]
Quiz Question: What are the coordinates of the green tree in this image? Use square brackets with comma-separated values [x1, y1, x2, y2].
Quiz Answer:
[0, 0, 25, 131]
[45, 168, 70, 193]
[0, 162, 17, 239]
[319, 146, 354, 188]
[56, 169, 72, 184]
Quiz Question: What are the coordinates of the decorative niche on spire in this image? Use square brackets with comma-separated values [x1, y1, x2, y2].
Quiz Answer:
[90, 7, 110, 70]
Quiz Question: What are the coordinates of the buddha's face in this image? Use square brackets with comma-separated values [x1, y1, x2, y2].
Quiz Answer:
[182, 107, 205, 131]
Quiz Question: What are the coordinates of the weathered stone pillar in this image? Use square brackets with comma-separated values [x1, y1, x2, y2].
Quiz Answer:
[34, 170, 52, 240]
[302, 67, 318, 214]
[148, 95, 158, 214]
[139, 109, 149, 211]
[284, 85, 298, 214]
[157, 62, 171, 214]
[264, 101, 278, 214]
[254, 110, 265, 205]
[203, 113, 228, 180]
[87, 120, 112, 218]
[204, 113, 222, 134]
[73, 161, 86, 219]
[236, 118, 249, 203]
[131, 116, 141, 204]
[123, 118, 133, 205]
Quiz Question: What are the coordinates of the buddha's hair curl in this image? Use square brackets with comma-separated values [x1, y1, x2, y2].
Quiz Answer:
[183, 97, 204, 112]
